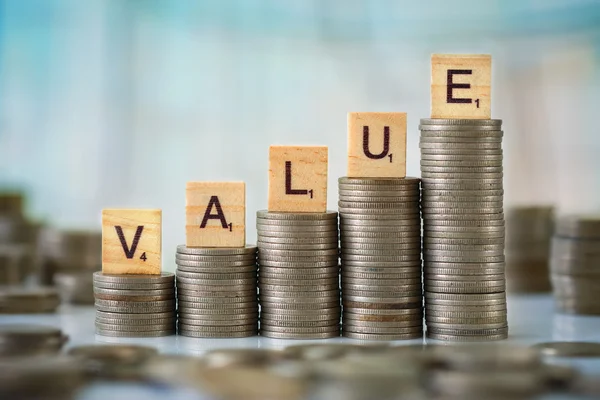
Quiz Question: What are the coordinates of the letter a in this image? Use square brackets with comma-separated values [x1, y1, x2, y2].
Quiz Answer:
[200, 196, 228, 229]
[114, 225, 144, 259]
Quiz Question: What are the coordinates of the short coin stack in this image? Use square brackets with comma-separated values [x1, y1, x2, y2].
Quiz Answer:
[550, 215, 600, 315]
[175, 245, 258, 338]
[257, 210, 340, 339]
[338, 177, 422, 340]
[506, 206, 554, 293]
[420, 118, 508, 341]
[93, 272, 176, 337]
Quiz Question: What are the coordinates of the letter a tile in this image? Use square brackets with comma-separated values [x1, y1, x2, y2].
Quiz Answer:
[186, 182, 245, 247]
[268, 146, 328, 213]
[431, 54, 491, 119]
[102, 209, 162, 275]
[347, 112, 406, 178]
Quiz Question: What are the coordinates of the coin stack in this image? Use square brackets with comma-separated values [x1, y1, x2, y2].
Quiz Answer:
[338, 177, 423, 340]
[0, 324, 68, 356]
[506, 206, 554, 293]
[257, 210, 340, 339]
[0, 287, 61, 314]
[175, 245, 258, 337]
[420, 118, 508, 341]
[550, 215, 600, 315]
[93, 272, 176, 337]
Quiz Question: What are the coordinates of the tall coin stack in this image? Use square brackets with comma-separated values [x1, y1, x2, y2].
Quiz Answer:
[175, 245, 259, 338]
[506, 206, 554, 293]
[93, 272, 176, 337]
[257, 210, 341, 339]
[420, 118, 508, 341]
[338, 177, 423, 340]
[550, 215, 600, 315]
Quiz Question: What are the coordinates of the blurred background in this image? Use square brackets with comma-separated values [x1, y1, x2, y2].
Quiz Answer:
[1, 0, 599, 271]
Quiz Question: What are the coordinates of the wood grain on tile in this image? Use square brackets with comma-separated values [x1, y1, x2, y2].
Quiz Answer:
[268, 146, 328, 213]
[431, 54, 491, 119]
[347, 112, 407, 178]
[102, 209, 161, 275]
[186, 182, 245, 247]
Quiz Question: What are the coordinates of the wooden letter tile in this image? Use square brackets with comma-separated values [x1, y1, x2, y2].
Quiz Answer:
[268, 146, 328, 213]
[186, 182, 245, 247]
[347, 112, 406, 178]
[102, 209, 161, 275]
[431, 54, 491, 119]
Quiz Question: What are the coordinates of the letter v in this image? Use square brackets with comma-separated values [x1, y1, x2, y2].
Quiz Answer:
[115, 226, 144, 259]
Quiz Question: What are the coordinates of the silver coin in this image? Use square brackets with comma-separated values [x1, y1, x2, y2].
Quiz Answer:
[259, 273, 339, 282]
[175, 270, 256, 280]
[342, 260, 422, 268]
[176, 276, 256, 285]
[426, 324, 508, 332]
[421, 160, 503, 168]
[342, 331, 422, 340]
[341, 249, 421, 257]
[424, 215, 505, 223]
[422, 200, 503, 208]
[424, 237, 505, 245]
[259, 288, 338, 298]
[341, 241, 421, 249]
[259, 306, 340, 316]
[338, 201, 420, 209]
[259, 277, 338, 286]
[93, 272, 174, 284]
[259, 319, 339, 328]
[420, 142, 502, 150]
[259, 325, 339, 334]
[426, 304, 506, 312]
[256, 218, 338, 226]
[340, 228, 420, 238]
[176, 265, 258, 274]
[175, 254, 256, 263]
[257, 210, 338, 220]
[425, 273, 504, 282]
[344, 307, 421, 316]
[177, 306, 258, 315]
[342, 276, 421, 286]
[339, 207, 419, 215]
[420, 149, 503, 156]
[342, 325, 422, 334]
[425, 292, 505, 301]
[257, 235, 339, 244]
[424, 223, 505, 230]
[177, 299, 258, 309]
[92, 287, 175, 297]
[338, 195, 420, 203]
[420, 136, 502, 143]
[95, 310, 176, 320]
[260, 300, 340, 310]
[426, 332, 507, 342]
[338, 177, 421, 186]
[426, 267, 504, 277]
[338, 188, 420, 197]
[341, 254, 421, 262]
[258, 260, 339, 268]
[178, 329, 257, 338]
[342, 295, 422, 304]
[259, 283, 338, 292]
[177, 291, 256, 301]
[260, 312, 340, 322]
[425, 315, 507, 325]
[95, 300, 175, 313]
[425, 310, 507, 319]
[342, 272, 420, 280]
[256, 242, 339, 251]
[176, 245, 257, 256]
[178, 318, 257, 327]
[95, 328, 174, 338]
[257, 224, 338, 232]
[424, 255, 505, 263]
[342, 283, 421, 293]
[420, 118, 502, 127]
[95, 322, 175, 332]
[260, 330, 339, 339]
[259, 266, 339, 276]
[91, 281, 174, 291]
[258, 248, 339, 257]
[257, 230, 339, 239]
[94, 316, 176, 327]
[258, 256, 339, 265]
[177, 323, 258, 333]
[424, 244, 504, 252]
[422, 182, 503, 190]
[424, 189, 504, 197]
[340, 217, 420, 226]
[421, 167, 503, 175]
[342, 266, 421, 274]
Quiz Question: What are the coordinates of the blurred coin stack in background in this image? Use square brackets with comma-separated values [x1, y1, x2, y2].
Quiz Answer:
[420, 118, 508, 341]
[506, 206, 554, 293]
[93, 272, 176, 337]
[0, 324, 68, 357]
[175, 245, 258, 338]
[39, 230, 101, 304]
[338, 177, 423, 340]
[0, 286, 61, 314]
[0, 192, 41, 284]
[257, 210, 340, 339]
[550, 215, 600, 315]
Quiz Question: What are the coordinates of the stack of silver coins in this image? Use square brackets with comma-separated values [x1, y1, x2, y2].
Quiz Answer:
[175, 245, 258, 338]
[93, 272, 176, 337]
[506, 206, 554, 293]
[0, 324, 68, 357]
[550, 215, 600, 315]
[338, 177, 422, 340]
[0, 287, 61, 314]
[257, 210, 340, 339]
[420, 118, 508, 341]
